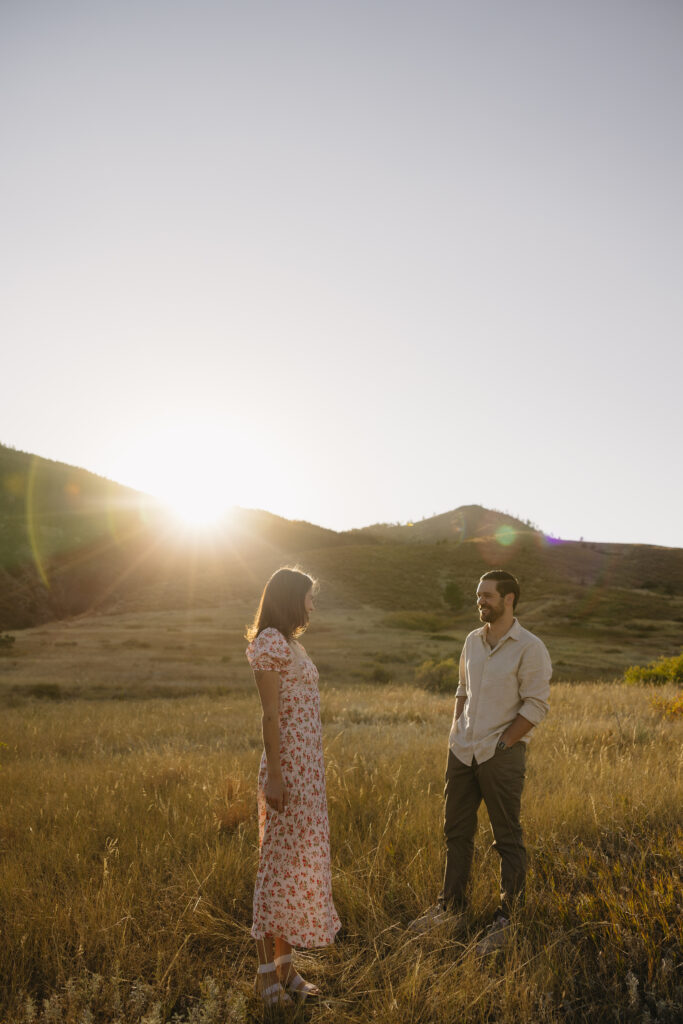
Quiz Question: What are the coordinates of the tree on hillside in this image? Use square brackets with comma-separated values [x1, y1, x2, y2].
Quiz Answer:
[443, 580, 465, 611]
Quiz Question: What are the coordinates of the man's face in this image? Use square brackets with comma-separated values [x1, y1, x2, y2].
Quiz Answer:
[476, 581, 506, 624]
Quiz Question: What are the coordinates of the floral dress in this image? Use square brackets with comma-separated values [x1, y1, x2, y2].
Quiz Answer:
[246, 627, 341, 947]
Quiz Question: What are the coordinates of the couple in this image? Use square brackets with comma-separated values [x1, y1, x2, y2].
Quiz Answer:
[245, 566, 552, 1007]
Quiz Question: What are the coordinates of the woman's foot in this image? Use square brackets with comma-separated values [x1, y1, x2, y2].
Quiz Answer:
[274, 953, 321, 1001]
[255, 961, 293, 1008]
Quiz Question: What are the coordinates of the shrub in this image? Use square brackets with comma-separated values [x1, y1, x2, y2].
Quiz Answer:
[623, 651, 683, 686]
[0, 634, 15, 654]
[651, 691, 683, 719]
[22, 683, 63, 700]
[443, 581, 465, 611]
[369, 665, 392, 683]
[415, 657, 458, 694]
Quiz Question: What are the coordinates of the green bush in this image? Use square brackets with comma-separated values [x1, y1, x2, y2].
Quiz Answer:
[0, 634, 15, 655]
[25, 683, 63, 700]
[443, 580, 465, 611]
[415, 657, 458, 694]
[369, 665, 392, 684]
[624, 651, 683, 686]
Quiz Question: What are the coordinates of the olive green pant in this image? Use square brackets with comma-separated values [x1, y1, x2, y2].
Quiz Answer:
[439, 744, 527, 918]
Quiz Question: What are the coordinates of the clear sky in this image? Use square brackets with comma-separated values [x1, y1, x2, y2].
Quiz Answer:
[2, 0, 682, 546]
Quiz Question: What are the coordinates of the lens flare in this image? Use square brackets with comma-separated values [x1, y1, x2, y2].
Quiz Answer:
[495, 524, 517, 548]
[26, 457, 49, 588]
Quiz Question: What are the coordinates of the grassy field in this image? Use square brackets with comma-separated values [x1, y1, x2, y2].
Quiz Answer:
[1, 613, 682, 1023]
[2, 590, 681, 702]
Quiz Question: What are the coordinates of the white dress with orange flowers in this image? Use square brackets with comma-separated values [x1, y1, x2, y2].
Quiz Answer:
[246, 627, 341, 947]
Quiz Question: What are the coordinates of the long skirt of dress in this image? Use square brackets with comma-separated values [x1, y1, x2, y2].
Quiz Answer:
[251, 720, 340, 946]
[252, 751, 340, 947]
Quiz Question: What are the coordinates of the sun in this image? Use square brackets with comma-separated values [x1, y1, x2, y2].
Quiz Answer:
[112, 415, 253, 532]
[163, 491, 227, 530]
[111, 422, 239, 533]
[158, 475, 233, 531]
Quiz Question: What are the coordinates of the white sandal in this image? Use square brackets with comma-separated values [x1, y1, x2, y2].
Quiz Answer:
[255, 961, 292, 1008]
[274, 953, 321, 1001]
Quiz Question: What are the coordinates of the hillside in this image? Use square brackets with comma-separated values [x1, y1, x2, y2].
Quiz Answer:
[0, 444, 348, 628]
[1, 443, 682, 677]
[352, 504, 538, 544]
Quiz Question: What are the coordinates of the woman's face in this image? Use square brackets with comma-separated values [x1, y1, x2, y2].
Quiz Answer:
[304, 588, 315, 616]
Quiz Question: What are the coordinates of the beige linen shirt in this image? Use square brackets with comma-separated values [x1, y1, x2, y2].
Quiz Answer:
[449, 619, 551, 766]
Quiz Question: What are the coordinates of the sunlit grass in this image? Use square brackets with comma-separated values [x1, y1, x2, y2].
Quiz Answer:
[1, 680, 681, 1023]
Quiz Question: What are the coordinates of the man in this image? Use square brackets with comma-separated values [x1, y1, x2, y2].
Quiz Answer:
[412, 569, 551, 951]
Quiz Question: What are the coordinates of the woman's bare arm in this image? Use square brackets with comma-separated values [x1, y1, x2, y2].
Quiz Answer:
[254, 670, 288, 812]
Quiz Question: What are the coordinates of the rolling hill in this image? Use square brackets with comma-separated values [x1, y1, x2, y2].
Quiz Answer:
[351, 505, 538, 544]
[0, 443, 349, 627]
[1, 443, 682, 678]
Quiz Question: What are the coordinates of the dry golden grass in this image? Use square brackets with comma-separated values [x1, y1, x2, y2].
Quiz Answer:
[1, 656, 682, 1023]
[2, 594, 682, 702]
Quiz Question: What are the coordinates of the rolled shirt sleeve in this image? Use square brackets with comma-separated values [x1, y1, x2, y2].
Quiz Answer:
[455, 646, 467, 699]
[517, 639, 552, 726]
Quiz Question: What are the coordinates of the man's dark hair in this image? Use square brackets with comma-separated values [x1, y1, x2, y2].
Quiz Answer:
[480, 570, 520, 610]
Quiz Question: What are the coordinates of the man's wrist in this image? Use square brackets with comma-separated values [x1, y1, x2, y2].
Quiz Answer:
[496, 738, 508, 751]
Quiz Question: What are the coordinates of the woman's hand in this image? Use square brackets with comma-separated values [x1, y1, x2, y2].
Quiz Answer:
[264, 774, 288, 812]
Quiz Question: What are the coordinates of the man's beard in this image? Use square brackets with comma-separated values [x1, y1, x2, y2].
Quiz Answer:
[479, 603, 504, 623]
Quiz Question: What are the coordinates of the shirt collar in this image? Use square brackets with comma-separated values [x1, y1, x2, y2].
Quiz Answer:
[477, 618, 520, 646]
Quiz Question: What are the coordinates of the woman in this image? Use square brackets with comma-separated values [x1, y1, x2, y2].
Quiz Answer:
[245, 567, 340, 1008]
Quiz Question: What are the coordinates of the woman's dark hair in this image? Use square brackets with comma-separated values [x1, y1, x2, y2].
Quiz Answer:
[246, 567, 316, 642]
[480, 569, 520, 610]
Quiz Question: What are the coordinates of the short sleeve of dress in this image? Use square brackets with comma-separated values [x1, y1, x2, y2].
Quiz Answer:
[246, 628, 291, 672]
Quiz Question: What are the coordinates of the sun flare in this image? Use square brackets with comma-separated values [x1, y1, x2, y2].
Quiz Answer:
[115, 423, 239, 533]
[163, 490, 229, 530]
[157, 469, 235, 532]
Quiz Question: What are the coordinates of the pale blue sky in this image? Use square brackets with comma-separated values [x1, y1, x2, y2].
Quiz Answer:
[2, 1, 682, 545]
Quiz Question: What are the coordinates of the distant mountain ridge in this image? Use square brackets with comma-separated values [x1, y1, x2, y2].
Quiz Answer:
[1, 443, 682, 673]
[353, 505, 538, 544]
